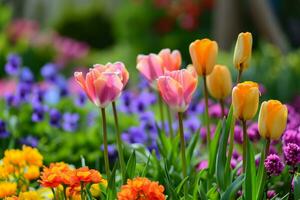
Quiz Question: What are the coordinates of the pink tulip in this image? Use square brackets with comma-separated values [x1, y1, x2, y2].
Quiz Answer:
[158, 48, 181, 71]
[157, 68, 198, 112]
[74, 62, 129, 108]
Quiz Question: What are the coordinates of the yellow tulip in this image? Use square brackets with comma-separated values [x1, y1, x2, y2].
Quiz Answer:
[232, 81, 260, 120]
[233, 32, 252, 71]
[258, 100, 288, 140]
[207, 65, 232, 100]
[189, 38, 218, 76]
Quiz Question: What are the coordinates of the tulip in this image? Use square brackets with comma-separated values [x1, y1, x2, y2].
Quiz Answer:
[258, 100, 288, 140]
[207, 65, 232, 116]
[158, 48, 182, 71]
[233, 32, 252, 81]
[189, 38, 218, 76]
[74, 62, 128, 108]
[157, 68, 198, 112]
[232, 81, 260, 121]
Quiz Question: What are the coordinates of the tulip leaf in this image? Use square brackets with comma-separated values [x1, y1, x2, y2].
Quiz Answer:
[125, 150, 136, 179]
[107, 162, 117, 200]
[176, 176, 189, 194]
[221, 174, 245, 200]
[208, 120, 222, 176]
[256, 140, 268, 200]
[186, 131, 199, 167]
[294, 173, 300, 200]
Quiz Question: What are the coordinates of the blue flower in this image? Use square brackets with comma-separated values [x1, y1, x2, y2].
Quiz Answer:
[75, 92, 86, 107]
[49, 109, 61, 128]
[132, 90, 156, 114]
[16, 82, 32, 102]
[19, 135, 39, 147]
[62, 112, 79, 132]
[5, 54, 21, 76]
[5, 94, 20, 107]
[20, 67, 34, 83]
[32, 104, 46, 122]
[122, 126, 147, 144]
[0, 120, 10, 138]
[41, 63, 58, 82]
[118, 91, 134, 113]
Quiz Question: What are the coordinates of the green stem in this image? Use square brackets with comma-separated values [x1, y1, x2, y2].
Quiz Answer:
[51, 188, 56, 200]
[220, 99, 225, 117]
[112, 101, 126, 183]
[178, 112, 187, 196]
[203, 75, 211, 151]
[236, 68, 243, 84]
[288, 166, 297, 200]
[80, 182, 85, 200]
[166, 105, 174, 138]
[100, 108, 111, 180]
[263, 139, 271, 199]
[225, 117, 235, 175]
[242, 119, 247, 173]
[63, 185, 67, 200]
[158, 92, 166, 133]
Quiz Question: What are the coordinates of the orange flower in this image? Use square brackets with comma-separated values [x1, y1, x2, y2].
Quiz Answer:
[0, 182, 17, 198]
[117, 177, 165, 200]
[24, 165, 40, 180]
[70, 167, 103, 186]
[39, 162, 73, 188]
[22, 146, 43, 167]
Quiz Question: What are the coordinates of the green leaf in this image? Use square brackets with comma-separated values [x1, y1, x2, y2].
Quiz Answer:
[176, 176, 189, 195]
[207, 185, 220, 200]
[244, 136, 256, 200]
[208, 120, 222, 176]
[294, 173, 300, 200]
[107, 163, 117, 200]
[125, 150, 136, 179]
[221, 174, 245, 200]
[140, 154, 151, 177]
[186, 131, 199, 167]
[256, 140, 268, 200]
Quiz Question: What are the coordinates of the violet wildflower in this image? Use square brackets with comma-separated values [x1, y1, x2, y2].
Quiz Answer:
[208, 103, 223, 118]
[283, 143, 300, 166]
[32, 104, 45, 122]
[17, 82, 32, 102]
[101, 144, 117, 160]
[132, 91, 156, 113]
[20, 67, 34, 83]
[283, 129, 300, 146]
[62, 113, 79, 132]
[234, 125, 243, 144]
[49, 109, 61, 128]
[41, 63, 58, 82]
[0, 120, 10, 138]
[267, 190, 276, 199]
[5, 94, 20, 107]
[247, 123, 260, 142]
[197, 160, 208, 171]
[264, 154, 284, 176]
[5, 54, 21, 76]
[19, 136, 39, 147]
[75, 92, 86, 107]
[185, 116, 201, 133]
[118, 91, 134, 113]
[121, 126, 147, 144]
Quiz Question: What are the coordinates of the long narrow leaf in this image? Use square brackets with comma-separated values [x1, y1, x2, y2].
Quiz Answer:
[221, 174, 245, 200]
[294, 173, 300, 200]
[208, 120, 222, 176]
[125, 150, 136, 179]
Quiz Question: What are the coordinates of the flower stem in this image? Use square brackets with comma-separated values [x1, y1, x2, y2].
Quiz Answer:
[51, 188, 56, 200]
[220, 99, 225, 117]
[203, 75, 211, 151]
[112, 101, 126, 183]
[242, 119, 247, 172]
[288, 166, 297, 200]
[157, 92, 166, 133]
[80, 182, 85, 200]
[166, 105, 174, 138]
[100, 108, 110, 180]
[236, 68, 243, 84]
[178, 112, 187, 196]
[263, 138, 271, 198]
[63, 185, 67, 200]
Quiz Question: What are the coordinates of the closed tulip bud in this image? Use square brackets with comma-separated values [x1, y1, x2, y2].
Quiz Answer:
[158, 48, 181, 71]
[207, 65, 232, 100]
[189, 38, 218, 76]
[232, 81, 260, 120]
[258, 100, 288, 140]
[233, 32, 252, 71]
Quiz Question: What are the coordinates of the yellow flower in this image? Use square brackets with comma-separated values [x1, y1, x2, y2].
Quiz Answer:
[90, 180, 107, 197]
[24, 165, 40, 180]
[189, 38, 218, 76]
[232, 81, 260, 120]
[258, 100, 288, 140]
[22, 146, 43, 167]
[3, 149, 25, 168]
[0, 182, 17, 198]
[19, 191, 41, 200]
[0, 164, 9, 179]
[233, 32, 252, 71]
[207, 65, 232, 100]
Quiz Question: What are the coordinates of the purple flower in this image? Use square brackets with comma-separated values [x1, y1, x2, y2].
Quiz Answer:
[185, 116, 201, 133]
[20, 67, 34, 83]
[0, 120, 10, 138]
[197, 160, 208, 171]
[234, 125, 243, 144]
[283, 143, 300, 166]
[122, 126, 147, 144]
[17, 82, 32, 102]
[101, 144, 117, 160]
[132, 91, 156, 114]
[264, 154, 284, 176]
[5, 94, 20, 107]
[49, 109, 61, 127]
[208, 104, 223, 118]
[32, 104, 45, 122]
[19, 136, 39, 147]
[247, 123, 260, 142]
[62, 113, 79, 132]
[5, 54, 21, 76]
[118, 91, 134, 113]
[41, 63, 58, 82]
[87, 111, 97, 126]
[267, 190, 276, 199]
[74, 92, 86, 107]
[31, 88, 45, 105]
[283, 129, 300, 146]
[200, 125, 216, 143]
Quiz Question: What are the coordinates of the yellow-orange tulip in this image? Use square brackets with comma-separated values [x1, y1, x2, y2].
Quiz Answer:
[232, 81, 260, 120]
[189, 39, 218, 76]
[258, 100, 288, 140]
[233, 32, 252, 71]
[207, 65, 232, 100]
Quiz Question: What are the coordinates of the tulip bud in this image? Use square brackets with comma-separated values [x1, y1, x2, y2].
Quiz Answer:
[258, 100, 288, 140]
[232, 81, 260, 120]
[207, 65, 232, 100]
[233, 32, 252, 71]
[158, 48, 182, 71]
[189, 38, 218, 76]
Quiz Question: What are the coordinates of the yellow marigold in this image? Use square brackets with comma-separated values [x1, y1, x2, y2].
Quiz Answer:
[117, 177, 165, 200]
[22, 146, 43, 167]
[0, 164, 9, 179]
[0, 182, 17, 198]
[24, 165, 40, 180]
[4, 197, 18, 200]
[3, 149, 26, 169]
[19, 191, 41, 200]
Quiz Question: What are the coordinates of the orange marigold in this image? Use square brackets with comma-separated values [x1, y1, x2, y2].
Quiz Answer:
[39, 162, 73, 188]
[24, 165, 40, 180]
[70, 167, 103, 186]
[117, 177, 165, 200]
[22, 146, 43, 167]
[0, 182, 17, 198]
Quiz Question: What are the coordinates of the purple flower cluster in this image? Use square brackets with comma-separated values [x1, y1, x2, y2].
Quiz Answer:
[231, 150, 242, 169]
[283, 143, 300, 166]
[5, 54, 21, 76]
[264, 154, 284, 176]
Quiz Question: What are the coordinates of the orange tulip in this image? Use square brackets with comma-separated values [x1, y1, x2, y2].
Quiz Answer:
[233, 32, 252, 71]
[189, 38, 218, 76]
[258, 100, 288, 140]
[232, 81, 260, 120]
[207, 65, 232, 100]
